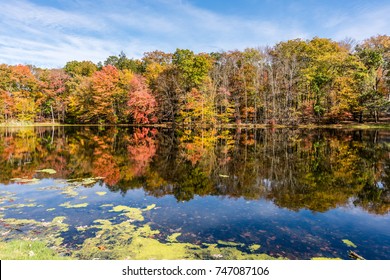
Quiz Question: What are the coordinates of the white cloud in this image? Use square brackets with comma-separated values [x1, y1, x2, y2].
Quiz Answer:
[329, 5, 390, 41]
[2, 0, 386, 68]
[0, 0, 103, 32]
[1, 0, 306, 67]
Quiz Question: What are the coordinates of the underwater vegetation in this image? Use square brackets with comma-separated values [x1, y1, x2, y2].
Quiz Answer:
[0, 191, 283, 260]
[0, 178, 285, 260]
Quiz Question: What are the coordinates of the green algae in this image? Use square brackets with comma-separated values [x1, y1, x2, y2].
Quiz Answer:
[72, 206, 282, 260]
[342, 239, 357, 248]
[76, 225, 88, 232]
[110, 205, 144, 221]
[78, 196, 88, 200]
[0, 216, 69, 255]
[46, 208, 56, 212]
[100, 204, 114, 208]
[109, 204, 156, 221]
[36, 169, 57, 175]
[96, 191, 107, 196]
[74, 219, 192, 260]
[0, 191, 17, 205]
[249, 244, 261, 252]
[110, 205, 133, 212]
[59, 201, 88, 208]
[126, 237, 194, 260]
[4, 203, 37, 209]
[312, 257, 342, 260]
[217, 240, 244, 247]
[144, 204, 156, 211]
[167, 232, 182, 242]
[194, 244, 283, 260]
[0, 199, 286, 260]
[123, 209, 144, 221]
[61, 186, 79, 197]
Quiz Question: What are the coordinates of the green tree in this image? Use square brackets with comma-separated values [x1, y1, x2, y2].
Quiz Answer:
[64, 60, 97, 77]
[172, 49, 212, 91]
[104, 51, 143, 73]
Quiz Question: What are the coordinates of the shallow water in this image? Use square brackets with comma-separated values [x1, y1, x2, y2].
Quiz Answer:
[0, 126, 389, 259]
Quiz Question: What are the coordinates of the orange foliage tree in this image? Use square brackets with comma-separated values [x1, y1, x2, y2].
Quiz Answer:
[128, 75, 158, 124]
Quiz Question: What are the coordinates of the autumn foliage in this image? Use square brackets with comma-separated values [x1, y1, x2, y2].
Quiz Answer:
[1, 34, 390, 125]
[128, 75, 157, 124]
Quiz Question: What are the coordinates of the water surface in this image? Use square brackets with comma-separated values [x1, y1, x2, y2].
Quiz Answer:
[0, 126, 389, 259]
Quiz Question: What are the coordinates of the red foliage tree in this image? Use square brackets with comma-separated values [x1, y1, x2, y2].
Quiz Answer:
[128, 75, 157, 124]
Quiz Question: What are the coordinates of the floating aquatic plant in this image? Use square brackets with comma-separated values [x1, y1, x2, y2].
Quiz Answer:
[59, 201, 88, 208]
[311, 257, 342, 260]
[342, 239, 357, 248]
[217, 240, 245, 247]
[143, 204, 156, 211]
[249, 244, 261, 252]
[10, 178, 40, 184]
[36, 169, 57, 175]
[96, 192, 107, 196]
[166, 232, 182, 242]
[0, 216, 69, 254]
[4, 203, 37, 209]
[100, 204, 114, 208]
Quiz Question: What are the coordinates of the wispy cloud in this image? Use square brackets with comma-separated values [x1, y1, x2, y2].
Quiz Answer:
[0, 0, 119, 67]
[331, 5, 390, 41]
[0, 0, 388, 68]
[0, 0, 308, 67]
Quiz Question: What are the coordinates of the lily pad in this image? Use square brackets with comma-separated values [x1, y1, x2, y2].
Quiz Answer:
[36, 169, 57, 175]
[61, 186, 79, 197]
[82, 178, 97, 185]
[66, 177, 103, 186]
[59, 202, 88, 208]
[10, 178, 40, 184]
[96, 192, 107, 196]
[342, 239, 357, 248]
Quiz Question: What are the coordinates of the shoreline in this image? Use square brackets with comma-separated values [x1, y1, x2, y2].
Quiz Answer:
[1, 122, 390, 129]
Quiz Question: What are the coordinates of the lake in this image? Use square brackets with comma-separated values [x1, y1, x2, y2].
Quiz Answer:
[0, 126, 389, 260]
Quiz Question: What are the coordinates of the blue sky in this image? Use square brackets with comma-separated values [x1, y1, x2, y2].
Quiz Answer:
[0, 0, 389, 68]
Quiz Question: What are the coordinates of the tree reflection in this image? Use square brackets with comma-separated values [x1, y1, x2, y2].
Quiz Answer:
[0, 126, 389, 214]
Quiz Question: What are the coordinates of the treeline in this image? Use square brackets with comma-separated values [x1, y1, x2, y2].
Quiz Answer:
[1, 35, 389, 125]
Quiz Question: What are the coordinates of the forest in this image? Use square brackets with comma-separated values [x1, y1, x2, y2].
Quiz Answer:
[0, 35, 389, 125]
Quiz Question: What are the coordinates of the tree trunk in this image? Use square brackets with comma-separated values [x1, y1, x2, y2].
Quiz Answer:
[50, 105, 55, 123]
